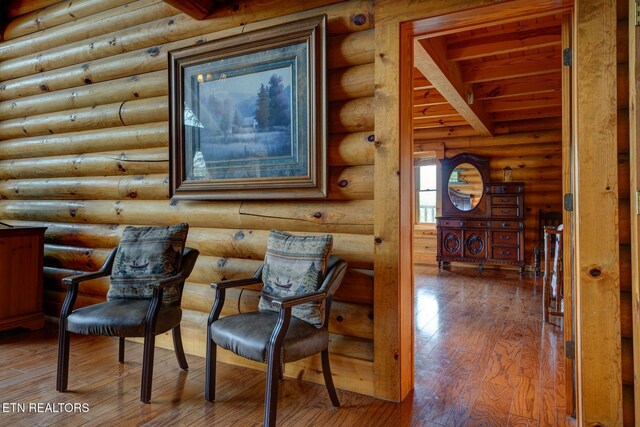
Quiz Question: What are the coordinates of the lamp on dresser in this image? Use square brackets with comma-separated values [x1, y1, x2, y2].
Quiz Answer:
[436, 154, 526, 276]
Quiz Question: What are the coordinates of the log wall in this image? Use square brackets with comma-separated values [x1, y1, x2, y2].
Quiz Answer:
[413, 125, 563, 268]
[0, 0, 377, 395]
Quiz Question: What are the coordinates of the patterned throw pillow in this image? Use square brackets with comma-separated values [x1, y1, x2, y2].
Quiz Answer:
[258, 230, 333, 326]
[107, 223, 189, 303]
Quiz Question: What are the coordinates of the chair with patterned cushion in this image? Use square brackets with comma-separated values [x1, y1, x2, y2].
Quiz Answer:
[205, 230, 347, 427]
[56, 223, 199, 403]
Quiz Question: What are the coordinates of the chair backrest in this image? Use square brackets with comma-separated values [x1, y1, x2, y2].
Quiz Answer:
[319, 256, 348, 297]
[538, 210, 562, 247]
[174, 247, 199, 305]
[318, 257, 348, 328]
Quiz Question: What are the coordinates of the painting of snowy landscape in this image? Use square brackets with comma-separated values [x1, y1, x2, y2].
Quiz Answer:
[194, 66, 294, 165]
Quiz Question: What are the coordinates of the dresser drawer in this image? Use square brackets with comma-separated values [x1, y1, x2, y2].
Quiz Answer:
[489, 184, 523, 194]
[492, 246, 519, 261]
[440, 219, 486, 228]
[490, 220, 521, 230]
[491, 206, 520, 217]
[492, 231, 519, 246]
[491, 195, 519, 206]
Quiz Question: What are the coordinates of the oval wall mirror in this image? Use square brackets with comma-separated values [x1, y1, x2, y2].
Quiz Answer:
[447, 162, 483, 211]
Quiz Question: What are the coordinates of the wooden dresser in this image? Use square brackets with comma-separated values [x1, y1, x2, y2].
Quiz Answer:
[0, 226, 46, 331]
[436, 154, 525, 275]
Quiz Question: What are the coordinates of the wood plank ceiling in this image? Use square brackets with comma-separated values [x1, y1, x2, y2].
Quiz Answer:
[413, 14, 563, 137]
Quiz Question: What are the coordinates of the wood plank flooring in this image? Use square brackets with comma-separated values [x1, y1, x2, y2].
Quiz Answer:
[0, 265, 574, 426]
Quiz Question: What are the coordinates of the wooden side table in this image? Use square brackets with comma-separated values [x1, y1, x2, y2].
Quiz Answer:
[0, 226, 47, 331]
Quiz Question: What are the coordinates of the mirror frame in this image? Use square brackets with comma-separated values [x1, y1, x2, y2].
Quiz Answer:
[440, 154, 490, 217]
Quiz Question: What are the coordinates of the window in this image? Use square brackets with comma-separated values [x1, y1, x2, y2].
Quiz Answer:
[416, 161, 437, 223]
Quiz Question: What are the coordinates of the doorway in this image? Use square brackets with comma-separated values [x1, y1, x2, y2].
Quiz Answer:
[400, 3, 575, 424]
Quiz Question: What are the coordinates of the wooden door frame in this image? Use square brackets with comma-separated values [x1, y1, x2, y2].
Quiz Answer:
[572, 0, 622, 424]
[560, 12, 575, 417]
[375, 0, 574, 401]
[629, 0, 640, 424]
[376, 2, 625, 423]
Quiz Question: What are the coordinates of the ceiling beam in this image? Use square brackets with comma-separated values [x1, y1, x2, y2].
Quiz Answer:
[163, 0, 216, 20]
[462, 51, 561, 83]
[414, 38, 493, 136]
[482, 92, 562, 112]
[447, 26, 562, 61]
[473, 73, 562, 101]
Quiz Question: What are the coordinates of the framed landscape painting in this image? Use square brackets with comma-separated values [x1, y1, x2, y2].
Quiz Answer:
[168, 15, 327, 199]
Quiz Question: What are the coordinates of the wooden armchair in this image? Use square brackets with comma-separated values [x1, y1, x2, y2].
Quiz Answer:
[205, 250, 347, 427]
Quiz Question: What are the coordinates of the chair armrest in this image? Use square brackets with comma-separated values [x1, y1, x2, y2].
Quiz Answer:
[269, 291, 326, 309]
[62, 247, 117, 286]
[62, 269, 110, 286]
[145, 274, 187, 290]
[211, 277, 262, 290]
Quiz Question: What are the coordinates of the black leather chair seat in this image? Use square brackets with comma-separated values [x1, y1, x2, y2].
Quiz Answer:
[66, 299, 182, 337]
[210, 310, 329, 363]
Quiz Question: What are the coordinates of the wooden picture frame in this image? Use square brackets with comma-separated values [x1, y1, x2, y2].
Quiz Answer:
[168, 15, 327, 200]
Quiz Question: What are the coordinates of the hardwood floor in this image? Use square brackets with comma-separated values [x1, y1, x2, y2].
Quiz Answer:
[0, 265, 573, 426]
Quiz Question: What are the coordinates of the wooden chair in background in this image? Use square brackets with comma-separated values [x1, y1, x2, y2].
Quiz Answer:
[543, 224, 563, 323]
[534, 210, 563, 277]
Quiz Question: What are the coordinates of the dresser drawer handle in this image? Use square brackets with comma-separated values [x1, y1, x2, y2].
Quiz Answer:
[500, 250, 511, 256]
[500, 209, 510, 214]
[458, 221, 463, 226]
[501, 222, 508, 228]
[498, 235, 511, 240]
[499, 198, 510, 203]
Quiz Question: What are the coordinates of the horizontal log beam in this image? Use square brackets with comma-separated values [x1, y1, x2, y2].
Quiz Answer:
[447, 26, 561, 61]
[0, 165, 372, 201]
[482, 93, 562, 113]
[0, 95, 367, 140]
[0, 96, 167, 139]
[0, 122, 168, 160]
[328, 131, 375, 166]
[0, 70, 167, 120]
[0, 199, 374, 234]
[328, 63, 375, 102]
[3, 0, 132, 40]
[0, 0, 175, 61]
[0, 148, 168, 179]
[4, 0, 60, 19]
[13, 221, 373, 267]
[473, 73, 562, 101]
[492, 106, 562, 122]
[329, 97, 375, 133]
[328, 165, 374, 200]
[327, 29, 375, 69]
[0, 174, 170, 200]
[413, 125, 479, 140]
[0, 2, 374, 101]
[462, 52, 561, 84]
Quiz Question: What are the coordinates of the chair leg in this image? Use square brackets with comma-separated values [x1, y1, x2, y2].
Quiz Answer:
[172, 325, 188, 370]
[140, 333, 156, 403]
[56, 327, 70, 392]
[205, 338, 217, 402]
[264, 354, 280, 427]
[119, 337, 125, 364]
[321, 348, 340, 407]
